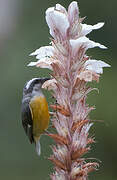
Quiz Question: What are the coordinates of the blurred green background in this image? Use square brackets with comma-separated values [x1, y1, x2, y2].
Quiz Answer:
[0, 0, 116, 179]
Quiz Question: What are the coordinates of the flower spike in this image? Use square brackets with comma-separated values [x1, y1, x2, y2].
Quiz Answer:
[29, 1, 110, 180]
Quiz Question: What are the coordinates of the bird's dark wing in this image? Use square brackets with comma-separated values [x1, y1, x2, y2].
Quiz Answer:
[21, 100, 34, 143]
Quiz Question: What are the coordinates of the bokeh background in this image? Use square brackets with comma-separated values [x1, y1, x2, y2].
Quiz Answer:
[0, 0, 116, 179]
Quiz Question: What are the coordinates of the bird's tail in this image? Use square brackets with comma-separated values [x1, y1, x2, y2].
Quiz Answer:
[35, 137, 41, 156]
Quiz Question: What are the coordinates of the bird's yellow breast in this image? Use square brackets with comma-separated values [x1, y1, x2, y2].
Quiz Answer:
[30, 96, 49, 137]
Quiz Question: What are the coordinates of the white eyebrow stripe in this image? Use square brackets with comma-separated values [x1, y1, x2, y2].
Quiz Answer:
[26, 78, 38, 89]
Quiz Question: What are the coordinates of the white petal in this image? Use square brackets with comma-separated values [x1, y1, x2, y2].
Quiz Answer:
[81, 22, 104, 36]
[52, 11, 69, 37]
[85, 59, 111, 74]
[55, 4, 67, 14]
[92, 22, 104, 29]
[85, 59, 110, 67]
[30, 46, 54, 59]
[97, 60, 111, 67]
[28, 62, 38, 66]
[68, 1, 79, 25]
[70, 36, 107, 53]
[46, 7, 56, 38]
[46, 7, 69, 38]
[36, 58, 53, 69]
[28, 57, 53, 70]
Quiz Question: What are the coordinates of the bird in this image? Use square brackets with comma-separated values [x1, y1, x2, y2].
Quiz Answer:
[21, 77, 50, 156]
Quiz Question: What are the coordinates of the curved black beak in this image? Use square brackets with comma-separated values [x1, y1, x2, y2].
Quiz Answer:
[40, 77, 50, 84]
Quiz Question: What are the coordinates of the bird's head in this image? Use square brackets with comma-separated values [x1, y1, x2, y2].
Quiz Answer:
[23, 77, 50, 96]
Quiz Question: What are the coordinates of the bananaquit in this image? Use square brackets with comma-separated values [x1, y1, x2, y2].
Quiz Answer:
[21, 78, 50, 156]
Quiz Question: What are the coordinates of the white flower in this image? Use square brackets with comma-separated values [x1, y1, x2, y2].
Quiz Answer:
[28, 57, 53, 70]
[70, 36, 107, 56]
[30, 46, 54, 59]
[85, 59, 111, 74]
[68, 1, 79, 25]
[45, 7, 69, 39]
[28, 46, 55, 69]
[80, 22, 104, 36]
[70, 36, 107, 50]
